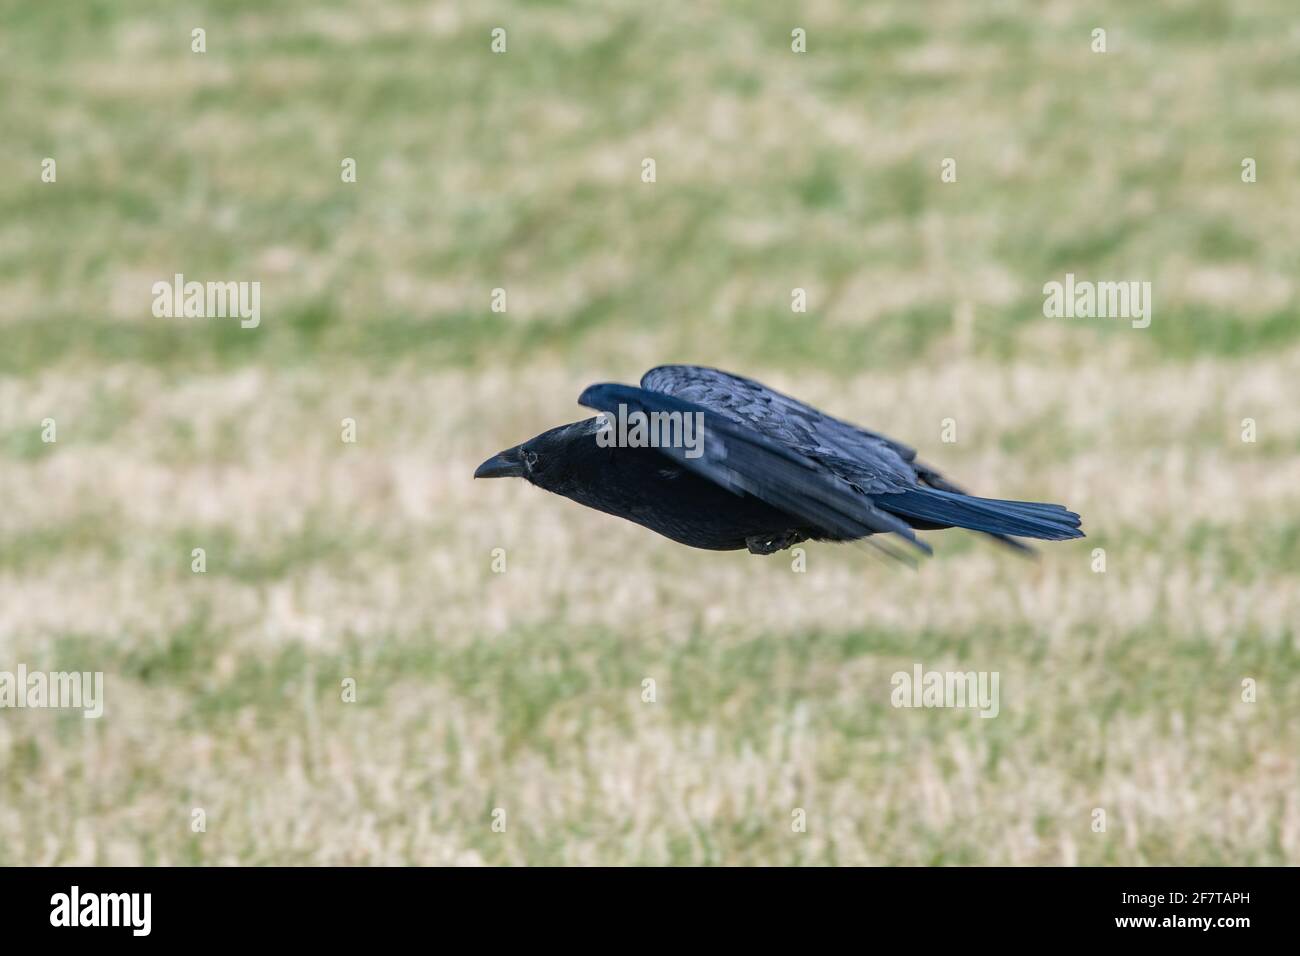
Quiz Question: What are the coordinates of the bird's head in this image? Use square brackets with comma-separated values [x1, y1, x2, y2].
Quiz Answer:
[473, 418, 605, 491]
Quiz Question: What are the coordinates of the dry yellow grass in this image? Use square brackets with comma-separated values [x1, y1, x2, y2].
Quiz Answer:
[2, 348, 1297, 864]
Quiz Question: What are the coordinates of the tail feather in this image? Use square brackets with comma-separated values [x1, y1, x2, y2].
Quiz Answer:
[879, 487, 1084, 542]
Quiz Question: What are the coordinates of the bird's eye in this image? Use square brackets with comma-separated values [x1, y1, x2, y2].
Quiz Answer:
[522, 450, 539, 470]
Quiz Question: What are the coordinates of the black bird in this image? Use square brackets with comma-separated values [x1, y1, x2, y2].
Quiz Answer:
[474, 365, 1083, 557]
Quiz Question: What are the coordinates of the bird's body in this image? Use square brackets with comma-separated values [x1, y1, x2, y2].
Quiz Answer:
[523, 433, 815, 551]
[476, 365, 1083, 557]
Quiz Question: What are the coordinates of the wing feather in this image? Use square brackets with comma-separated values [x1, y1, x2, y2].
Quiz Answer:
[578, 383, 930, 554]
[638, 365, 1051, 552]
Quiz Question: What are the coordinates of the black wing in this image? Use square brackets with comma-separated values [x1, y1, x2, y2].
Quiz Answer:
[642, 365, 933, 487]
[639, 365, 1082, 551]
[577, 383, 932, 556]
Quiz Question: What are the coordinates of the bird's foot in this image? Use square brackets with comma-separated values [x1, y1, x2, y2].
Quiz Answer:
[746, 530, 806, 555]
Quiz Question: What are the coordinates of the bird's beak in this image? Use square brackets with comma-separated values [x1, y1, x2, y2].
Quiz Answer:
[474, 445, 525, 479]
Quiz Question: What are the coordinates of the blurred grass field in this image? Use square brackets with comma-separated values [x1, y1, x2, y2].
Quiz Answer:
[1, 0, 1298, 864]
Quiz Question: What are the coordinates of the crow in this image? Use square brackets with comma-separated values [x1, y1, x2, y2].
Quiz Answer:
[474, 365, 1083, 557]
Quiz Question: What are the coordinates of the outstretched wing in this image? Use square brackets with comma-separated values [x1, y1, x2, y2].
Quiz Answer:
[577, 383, 931, 555]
